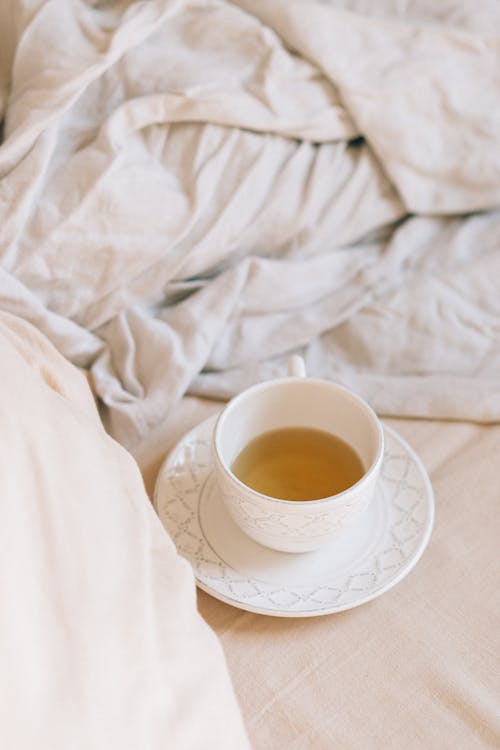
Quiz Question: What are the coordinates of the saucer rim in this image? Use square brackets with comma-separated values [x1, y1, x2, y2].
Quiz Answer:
[154, 415, 434, 618]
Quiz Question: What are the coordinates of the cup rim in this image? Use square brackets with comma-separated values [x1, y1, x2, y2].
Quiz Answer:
[213, 376, 385, 506]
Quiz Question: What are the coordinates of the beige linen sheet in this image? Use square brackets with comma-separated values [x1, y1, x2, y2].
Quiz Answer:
[136, 396, 500, 750]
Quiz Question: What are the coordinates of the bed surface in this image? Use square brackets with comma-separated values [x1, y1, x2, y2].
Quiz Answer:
[133, 396, 500, 749]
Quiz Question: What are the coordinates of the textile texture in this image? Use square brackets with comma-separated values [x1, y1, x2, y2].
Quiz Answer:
[1, 0, 499, 446]
[0, 311, 250, 749]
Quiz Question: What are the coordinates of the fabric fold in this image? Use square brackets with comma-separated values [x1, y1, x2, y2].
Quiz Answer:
[1, 0, 500, 446]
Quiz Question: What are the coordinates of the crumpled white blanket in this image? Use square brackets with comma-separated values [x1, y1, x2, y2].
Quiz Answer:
[1, 0, 500, 446]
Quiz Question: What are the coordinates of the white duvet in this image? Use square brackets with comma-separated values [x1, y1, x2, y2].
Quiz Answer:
[1, 0, 500, 446]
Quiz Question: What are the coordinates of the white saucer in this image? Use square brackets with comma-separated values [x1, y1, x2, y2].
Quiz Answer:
[154, 416, 434, 617]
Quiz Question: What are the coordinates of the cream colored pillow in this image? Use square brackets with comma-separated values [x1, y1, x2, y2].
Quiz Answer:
[0, 312, 250, 749]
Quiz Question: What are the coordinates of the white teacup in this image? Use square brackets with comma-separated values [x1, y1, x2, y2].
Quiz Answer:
[213, 357, 384, 553]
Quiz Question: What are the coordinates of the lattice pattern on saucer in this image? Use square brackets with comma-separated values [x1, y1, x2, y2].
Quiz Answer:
[155, 416, 433, 617]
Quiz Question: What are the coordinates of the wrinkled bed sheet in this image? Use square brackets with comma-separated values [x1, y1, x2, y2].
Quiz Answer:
[1, 0, 500, 446]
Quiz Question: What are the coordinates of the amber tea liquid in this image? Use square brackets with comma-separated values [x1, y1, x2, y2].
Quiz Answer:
[231, 426, 364, 501]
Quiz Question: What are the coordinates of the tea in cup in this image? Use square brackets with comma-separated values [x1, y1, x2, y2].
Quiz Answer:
[212, 357, 384, 553]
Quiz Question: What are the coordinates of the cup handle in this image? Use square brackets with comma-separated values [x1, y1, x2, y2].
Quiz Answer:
[287, 354, 306, 378]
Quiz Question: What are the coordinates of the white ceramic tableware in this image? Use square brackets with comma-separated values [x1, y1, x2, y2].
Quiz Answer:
[212, 358, 384, 553]
[154, 415, 434, 616]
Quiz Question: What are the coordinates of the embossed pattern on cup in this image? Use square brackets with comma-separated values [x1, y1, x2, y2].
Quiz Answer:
[214, 463, 379, 552]
[213, 368, 384, 553]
